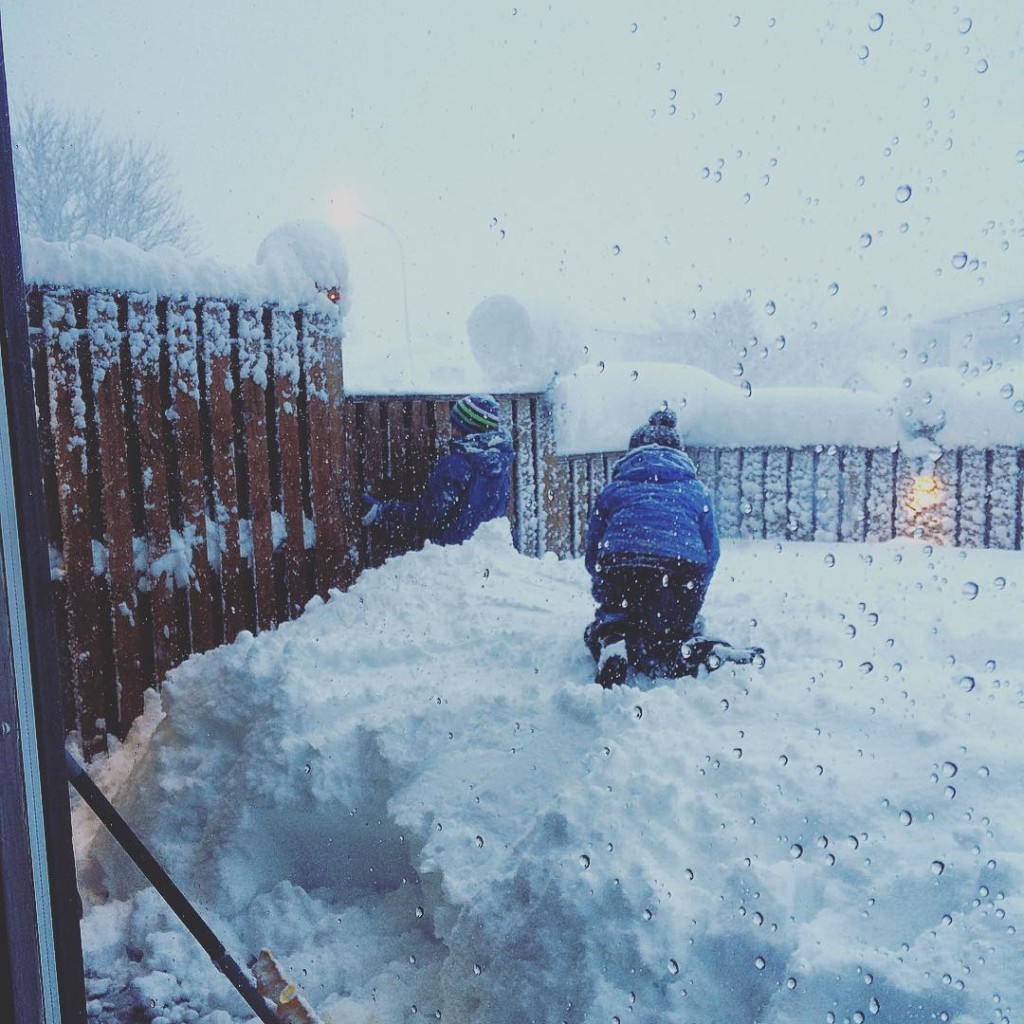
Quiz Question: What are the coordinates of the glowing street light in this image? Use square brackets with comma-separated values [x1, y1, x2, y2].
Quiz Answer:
[326, 187, 412, 358]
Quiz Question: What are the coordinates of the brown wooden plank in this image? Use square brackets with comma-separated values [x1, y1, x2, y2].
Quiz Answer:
[202, 301, 251, 638]
[536, 395, 570, 558]
[43, 290, 108, 755]
[303, 304, 348, 595]
[511, 398, 539, 556]
[405, 399, 433, 551]
[238, 305, 277, 631]
[88, 292, 147, 735]
[167, 298, 215, 652]
[360, 401, 386, 567]
[28, 291, 76, 734]
[341, 398, 366, 579]
[269, 307, 308, 618]
[128, 292, 181, 685]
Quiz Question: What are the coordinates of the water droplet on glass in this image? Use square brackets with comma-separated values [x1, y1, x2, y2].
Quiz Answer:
[959, 16, 973, 33]
[976, 58, 989, 74]
[579, 854, 591, 869]
[824, 553, 836, 567]
[668, 958, 679, 975]
[415, 906, 424, 918]
[869, 997, 881, 1015]
[714, 91, 724, 105]
[765, 299, 776, 315]
[896, 184, 912, 203]
[961, 581, 979, 599]
[475, 835, 484, 848]
[303, 763, 312, 774]
[860, 232, 873, 248]
[868, 12, 884, 31]
[828, 282, 840, 296]
[952, 251, 969, 269]
[899, 810, 913, 826]
[633, 705, 643, 719]
[754, 956, 766, 970]
[790, 843, 803, 859]
[612, 244, 621, 256]
[740, 380, 753, 397]
[959, 675, 976, 693]
[858, 44, 870, 60]
[597, 360, 605, 373]
[1000, 383, 1014, 399]
[859, 662, 874, 674]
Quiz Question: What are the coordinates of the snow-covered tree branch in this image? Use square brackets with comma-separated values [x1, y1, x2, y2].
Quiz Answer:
[12, 99, 197, 252]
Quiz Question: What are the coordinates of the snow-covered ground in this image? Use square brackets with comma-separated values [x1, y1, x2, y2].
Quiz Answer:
[73, 520, 1023, 1024]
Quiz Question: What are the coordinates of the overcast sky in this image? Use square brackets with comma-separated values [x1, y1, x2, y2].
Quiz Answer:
[4, 0, 1023, 351]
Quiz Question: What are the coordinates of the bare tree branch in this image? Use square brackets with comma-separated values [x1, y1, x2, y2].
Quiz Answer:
[12, 99, 198, 253]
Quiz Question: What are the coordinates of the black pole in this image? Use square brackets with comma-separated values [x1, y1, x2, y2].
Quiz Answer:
[64, 750, 282, 1024]
[0, 14, 88, 1024]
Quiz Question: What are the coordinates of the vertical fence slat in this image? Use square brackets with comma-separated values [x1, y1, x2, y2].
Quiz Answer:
[45, 291, 107, 755]
[360, 401, 386, 567]
[203, 301, 251, 638]
[814, 446, 841, 542]
[958, 447, 988, 547]
[739, 447, 766, 540]
[989, 446, 1018, 550]
[716, 448, 742, 540]
[237, 305, 277, 630]
[839, 448, 868, 542]
[764, 448, 789, 539]
[340, 399, 366, 578]
[537, 398, 570, 558]
[270, 307, 308, 616]
[865, 447, 896, 541]
[89, 293, 147, 735]
[788, 448, 815, 541]
[512, 398, 539, 556]
[304, 305, 348, 595]
[128, 294, 180, 687]
[568, 458, 588, 559]
[168, 298, 215, 653]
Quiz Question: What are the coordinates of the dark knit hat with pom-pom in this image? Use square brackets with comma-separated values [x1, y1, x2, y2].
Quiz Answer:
[629, 408, 682, 450]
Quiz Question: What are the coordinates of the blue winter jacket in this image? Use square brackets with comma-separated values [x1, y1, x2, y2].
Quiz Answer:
[378, 428, 515, 546]
[585, 445, 720, 589]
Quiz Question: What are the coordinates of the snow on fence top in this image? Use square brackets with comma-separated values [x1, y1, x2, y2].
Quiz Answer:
[21, 220, 350, 313]
[551, 360, 1024, 454]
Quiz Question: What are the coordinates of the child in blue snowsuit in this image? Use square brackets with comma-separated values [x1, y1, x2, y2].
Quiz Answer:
[361, 394, 515, 548]
[584, 408, 720, 685]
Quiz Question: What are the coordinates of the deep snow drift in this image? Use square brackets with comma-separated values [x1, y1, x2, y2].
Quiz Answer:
[73, 521, 1023, 1024]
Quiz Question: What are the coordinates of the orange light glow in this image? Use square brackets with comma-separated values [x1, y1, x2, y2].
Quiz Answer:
[909, 473, 942, 511]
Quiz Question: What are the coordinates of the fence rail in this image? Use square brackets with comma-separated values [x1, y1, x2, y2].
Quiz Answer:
[26, 284, 1024, 755]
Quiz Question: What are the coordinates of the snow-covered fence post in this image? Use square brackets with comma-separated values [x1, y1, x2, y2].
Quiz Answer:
[786, 447, 816, 541]
[764, 448, 789, 539]
[956, 448, 987, 547]
[127, 293, 181, 691]
[988, 446, 1019, 550]
[303, 304, 350, 594]
[813, 445, 841, 542]
[268, 306, 309, 618]
[536, 395, 570, 557]
[87, 292, 147, 732]
[237, 305, 278, 632]
[39, 290, 110, 755]
[510, 397, 540, 556]
[166, 297, 215, 653]
[405, 399, 434, 554]
[864, 447, 897, 542]
[201, 300, 250, 639]
[739, 448, 766, 540]
[838, 448, 868, 542]
[716, 448, 742, 539]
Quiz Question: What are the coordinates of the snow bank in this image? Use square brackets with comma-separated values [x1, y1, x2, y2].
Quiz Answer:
[23, 220, 349, 311]
[74, 522, 1024, 1024]
[552, 360, 1024, 453]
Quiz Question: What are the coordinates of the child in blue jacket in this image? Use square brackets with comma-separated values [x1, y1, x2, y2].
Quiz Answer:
[584, 408, 720, 686]
[361, 394, 515, 548]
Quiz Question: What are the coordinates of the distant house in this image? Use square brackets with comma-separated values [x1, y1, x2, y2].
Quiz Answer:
[923, 295, 1024, 369]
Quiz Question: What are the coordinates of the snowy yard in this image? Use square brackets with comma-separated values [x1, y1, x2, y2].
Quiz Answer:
[73, 521, 1023, 1024]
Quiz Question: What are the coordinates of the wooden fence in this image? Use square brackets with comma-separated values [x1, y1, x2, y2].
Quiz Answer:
[27, 284, 1024, 755]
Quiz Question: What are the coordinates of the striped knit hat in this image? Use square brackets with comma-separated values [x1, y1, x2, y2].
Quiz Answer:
[451, 393, 500, 434]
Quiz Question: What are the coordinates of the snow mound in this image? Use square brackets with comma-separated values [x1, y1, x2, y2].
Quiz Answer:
[76, 525, 1024, 1024]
